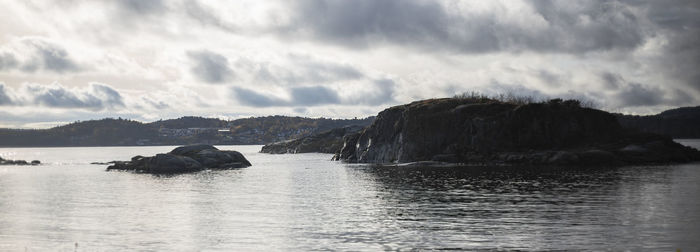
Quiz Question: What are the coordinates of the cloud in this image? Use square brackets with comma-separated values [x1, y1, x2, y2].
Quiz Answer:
[28, 40, 81, 73]
[232, 87, 287, 107]
[140, 96, 170, 110]
[183, 0, 238, 32]
[239, 53, 365, 85]
[232, 85, 341, 107]
[638, 0, 700, 93]
[343, 78, 396, 105]
[0, 83, 15, 105]
[187, 50, 235, 83]
[0, 38, 81, 73]
[232, 79, 394, 107]
[614, 83, 665, 107]
[289, 86, 340, 105]
[600, 72, 623, 90]
[0, 82, 125, 110]
[0, 52, 19, 70]
[117, 0, 166, 15]
[284, 0, 645, 53]
[1, 0, 699, 128]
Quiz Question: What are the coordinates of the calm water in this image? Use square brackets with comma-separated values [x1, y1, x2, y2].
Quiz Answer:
[1, 141, 700, 250]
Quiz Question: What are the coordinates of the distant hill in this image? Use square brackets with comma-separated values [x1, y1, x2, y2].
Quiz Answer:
[616, 106, 700, 139]
[0, 116, 375, 147]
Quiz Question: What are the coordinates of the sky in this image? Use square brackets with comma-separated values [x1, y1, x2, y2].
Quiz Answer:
[0, 0, 698, 128]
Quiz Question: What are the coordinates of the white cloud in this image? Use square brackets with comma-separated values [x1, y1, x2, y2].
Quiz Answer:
[0, 0, 698, 128]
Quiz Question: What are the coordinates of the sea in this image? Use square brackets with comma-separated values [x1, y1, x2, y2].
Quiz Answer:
[1, 140, 699, 251]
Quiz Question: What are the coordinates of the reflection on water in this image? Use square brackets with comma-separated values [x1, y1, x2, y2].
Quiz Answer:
[1, 143, 699, 250]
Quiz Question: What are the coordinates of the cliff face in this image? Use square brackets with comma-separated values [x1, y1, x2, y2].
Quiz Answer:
[260, 126, 365, 154]
[336, 98, 700, 165]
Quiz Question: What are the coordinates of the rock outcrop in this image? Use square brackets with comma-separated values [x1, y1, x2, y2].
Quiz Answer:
[260, 126, 365, 154]
[0, 156, 40, 165]
[335, 98, 700, 166]
[107, 144, 251, 173]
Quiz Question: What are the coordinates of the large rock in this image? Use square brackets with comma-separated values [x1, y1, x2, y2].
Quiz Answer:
[260, 126, 365, 154]
[335, 98, 700, 166]
[146, 154, 203, 173]
[107, 145, 251, 173]
[0, 156, 41, 166]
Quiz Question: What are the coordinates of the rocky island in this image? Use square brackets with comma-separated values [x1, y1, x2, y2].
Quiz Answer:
[107, 144, 251, 174]
[0, 156, 40, 165]
[334, 98, 700, 166]
[260, 126, 365, 154]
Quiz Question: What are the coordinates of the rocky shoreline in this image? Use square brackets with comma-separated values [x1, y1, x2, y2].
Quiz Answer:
[260, 126, 365, 154]
[107, 144, 251, 174]
[0, 156, 40, 166]
[334, 98, 700, 166]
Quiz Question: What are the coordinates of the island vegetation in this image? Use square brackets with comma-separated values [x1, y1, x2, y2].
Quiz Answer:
[0, 116, 374, 147]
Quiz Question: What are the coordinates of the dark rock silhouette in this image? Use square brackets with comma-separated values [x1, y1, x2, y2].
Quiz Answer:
[0, 156, 40, 166]
[616, 106, 700, 138]
[260, 126, 365, 154]
[107, 144, 251, 173]
[335, 98, 700, 166]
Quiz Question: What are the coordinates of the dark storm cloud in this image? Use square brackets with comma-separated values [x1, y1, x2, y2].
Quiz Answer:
[286, 0, 645, 53]
[599, 72, 694, 107]
[527, 1, 644, 52]
[21, 83, 124, 110]
[187, 50, 235, 83]
[611, 0, 700, 94]
[614, 83, 665, 107]
[289, 0, 449, 49]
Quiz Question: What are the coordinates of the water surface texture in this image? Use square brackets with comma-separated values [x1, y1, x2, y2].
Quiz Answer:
[1, 141, 699, 250]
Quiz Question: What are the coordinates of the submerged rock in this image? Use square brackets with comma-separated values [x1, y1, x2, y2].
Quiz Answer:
[107, 145, 251, 174]
[335, 98, 700, 166]
[260, 126, 365, 154]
